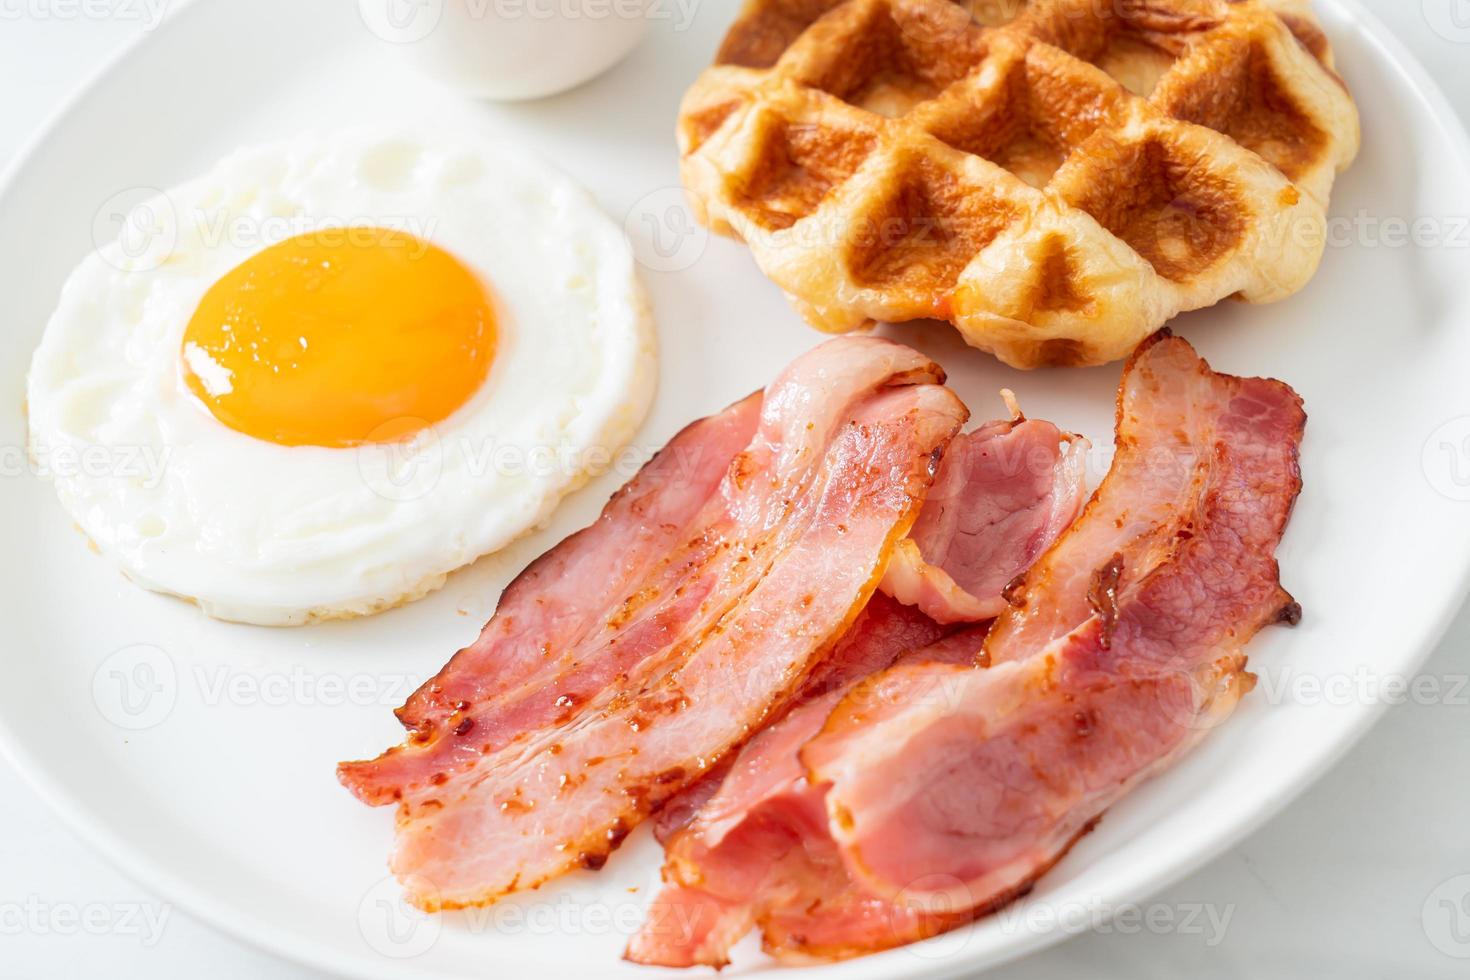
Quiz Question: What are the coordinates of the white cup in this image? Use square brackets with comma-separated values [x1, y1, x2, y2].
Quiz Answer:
[360, 0, 651, 101]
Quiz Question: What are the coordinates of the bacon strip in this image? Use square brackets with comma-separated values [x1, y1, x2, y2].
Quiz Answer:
[341, 338, 951, 807]
[647, 593, 952, 849]
[648, 412, 1085, 849]
[340, 393, 763, 805]
[338, 338, 968, 910]
[982, 332, 1292, 662]
[396, 394, 762, 735]
[629, 602, 982, 968]
[630, 407, 1085, 966]
[806, 332, 1304, 934]
[631, 332, 1306, 963]
[880, 417, 1087, 623]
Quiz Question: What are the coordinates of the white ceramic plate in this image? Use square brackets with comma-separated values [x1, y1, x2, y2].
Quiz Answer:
[2, 1, 1467, 977]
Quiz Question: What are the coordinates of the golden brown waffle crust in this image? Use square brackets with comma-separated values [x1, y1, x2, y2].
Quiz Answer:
[679, 0, 1360, 368]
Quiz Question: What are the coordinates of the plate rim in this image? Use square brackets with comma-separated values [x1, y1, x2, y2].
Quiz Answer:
[1, 1, 1467, 977]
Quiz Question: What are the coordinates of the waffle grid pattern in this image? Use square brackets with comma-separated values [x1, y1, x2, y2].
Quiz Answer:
[679, 0, 1359, 367]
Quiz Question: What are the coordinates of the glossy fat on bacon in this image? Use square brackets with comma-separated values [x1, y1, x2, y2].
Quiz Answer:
[802, 332, 1305, 934]
[393, 392, 763, 740]
[651, 415, 1083, 844]
[338, 338, 968, 910]
[340, 392, 763, 805]
[390, 387, 965, 907]
[651, 596, 947, 849]
[339, 338, 946, 807]
[633, 332, 1306, 963]
[880, 417, 1087, 624]
[629, 599, 980, 968]
[982, 333, 1297, 664]
[632, 413, 1086, 966]
[651, 593, 947, 842]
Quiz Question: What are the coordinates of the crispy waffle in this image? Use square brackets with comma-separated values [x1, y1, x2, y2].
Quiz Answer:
[679, 0, 1360, 367]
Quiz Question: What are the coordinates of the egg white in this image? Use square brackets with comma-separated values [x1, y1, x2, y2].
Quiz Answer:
[27, 129, 656, 626]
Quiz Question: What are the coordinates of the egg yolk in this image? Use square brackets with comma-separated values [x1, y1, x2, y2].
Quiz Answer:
[181, 228, 495, 448]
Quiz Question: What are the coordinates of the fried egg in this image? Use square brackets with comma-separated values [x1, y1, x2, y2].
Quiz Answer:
[28, 130, 656, 626]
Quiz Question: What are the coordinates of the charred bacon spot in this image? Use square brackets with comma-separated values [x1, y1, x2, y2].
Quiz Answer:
[1088, 553, 1125, 649]
[926, 445, 946, 479]
[453, 717, 475, 737]
[1002, 572, 1029, 607]
[1275, 600, 1303, 626]
[579, 851, 609, 871]
[730, 450, 757, 491]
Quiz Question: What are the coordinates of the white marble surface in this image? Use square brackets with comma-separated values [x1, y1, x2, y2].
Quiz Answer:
[2, 2, 1468, 977]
